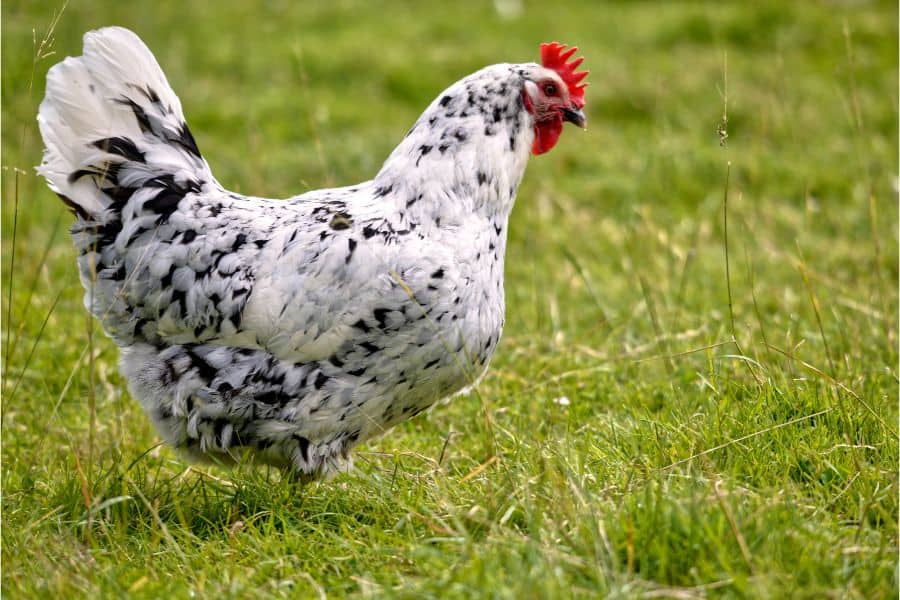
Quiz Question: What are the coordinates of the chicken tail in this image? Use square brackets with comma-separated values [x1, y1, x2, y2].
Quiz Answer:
[37, 26, 214, 221]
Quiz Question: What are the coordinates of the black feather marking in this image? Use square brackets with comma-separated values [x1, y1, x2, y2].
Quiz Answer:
[142, 174, 200, 219]
[171, 289, 187, 315]
[68, 167, 103, 184]
[56, 193, 90, 219]
[373, 308, 390, 330]
[110, 265, 127, 281]
[416, 144, 432, 166]
[144, 188, 185, 217]
[160, 265, 175, 288]
[115, 97, 152, 133]
[95, 221, 123, 248]
[345, 238, 357, 264]
[140, 85, 162, 104]
[175, 122, 202, 158]
[148, 173, 201, 193]
[430, 268, 445, 279]
[231, 233, 247, 251]
[134, 318, 150, 336]
[257, 391, 287, 405]
[314, 372, 328, 390]
[373, 184, 393, 198]
[103, 186, 138, 209]
[69, 163, 105, 203]
[353, 319, 371, 333]
[181, 230, 197, 244]
[293, 435, 311, 462]
[186, 349, 217, 381]
[93, 137, 145, 163]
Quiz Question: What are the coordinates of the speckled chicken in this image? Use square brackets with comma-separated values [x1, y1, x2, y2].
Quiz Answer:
[37, 27, 588, 479]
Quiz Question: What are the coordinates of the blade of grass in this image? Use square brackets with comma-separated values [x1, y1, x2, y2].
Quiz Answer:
[660, 408, 833, 471]
[4, 169, 22, 378]
[764, 342, 897, 439]
[4, 212, 63, 383]
[5, 290, 63, 405]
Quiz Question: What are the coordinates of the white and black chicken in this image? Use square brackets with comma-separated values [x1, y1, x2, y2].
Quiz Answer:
[38, 27, 588, 479]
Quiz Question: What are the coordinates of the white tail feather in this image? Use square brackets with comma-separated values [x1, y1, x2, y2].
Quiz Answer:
[37, 27, 212, 219]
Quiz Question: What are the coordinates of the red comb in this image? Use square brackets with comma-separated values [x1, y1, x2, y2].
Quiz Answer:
[540, 42, 588, 108]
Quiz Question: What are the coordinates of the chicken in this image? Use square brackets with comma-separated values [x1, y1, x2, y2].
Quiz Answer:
[37, 27, 588, 479]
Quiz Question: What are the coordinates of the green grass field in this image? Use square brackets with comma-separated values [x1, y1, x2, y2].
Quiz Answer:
[2, 1, 898, 597]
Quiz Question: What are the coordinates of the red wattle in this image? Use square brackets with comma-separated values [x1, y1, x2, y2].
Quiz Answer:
[523, 89, 563, 155]
[532, 117, 563, 155]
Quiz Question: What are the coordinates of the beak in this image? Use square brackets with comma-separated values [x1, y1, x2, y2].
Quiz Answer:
[562, 106, 587, 129]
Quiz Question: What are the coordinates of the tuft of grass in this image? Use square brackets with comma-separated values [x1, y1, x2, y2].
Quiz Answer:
[3, 1, 898, 598]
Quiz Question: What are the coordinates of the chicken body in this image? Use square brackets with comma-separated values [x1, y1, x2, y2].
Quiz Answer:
[38, 28, 585, 478]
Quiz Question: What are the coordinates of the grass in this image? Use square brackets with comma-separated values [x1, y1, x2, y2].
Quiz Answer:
[2, 0, 898, 597]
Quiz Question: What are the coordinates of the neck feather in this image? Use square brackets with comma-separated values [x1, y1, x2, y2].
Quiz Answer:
[373, 64, 534, 223]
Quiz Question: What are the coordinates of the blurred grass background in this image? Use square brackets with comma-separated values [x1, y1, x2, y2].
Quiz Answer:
[2, 1, 898, 597]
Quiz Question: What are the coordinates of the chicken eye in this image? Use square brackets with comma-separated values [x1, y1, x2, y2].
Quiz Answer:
[543, 82, 558, 96]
